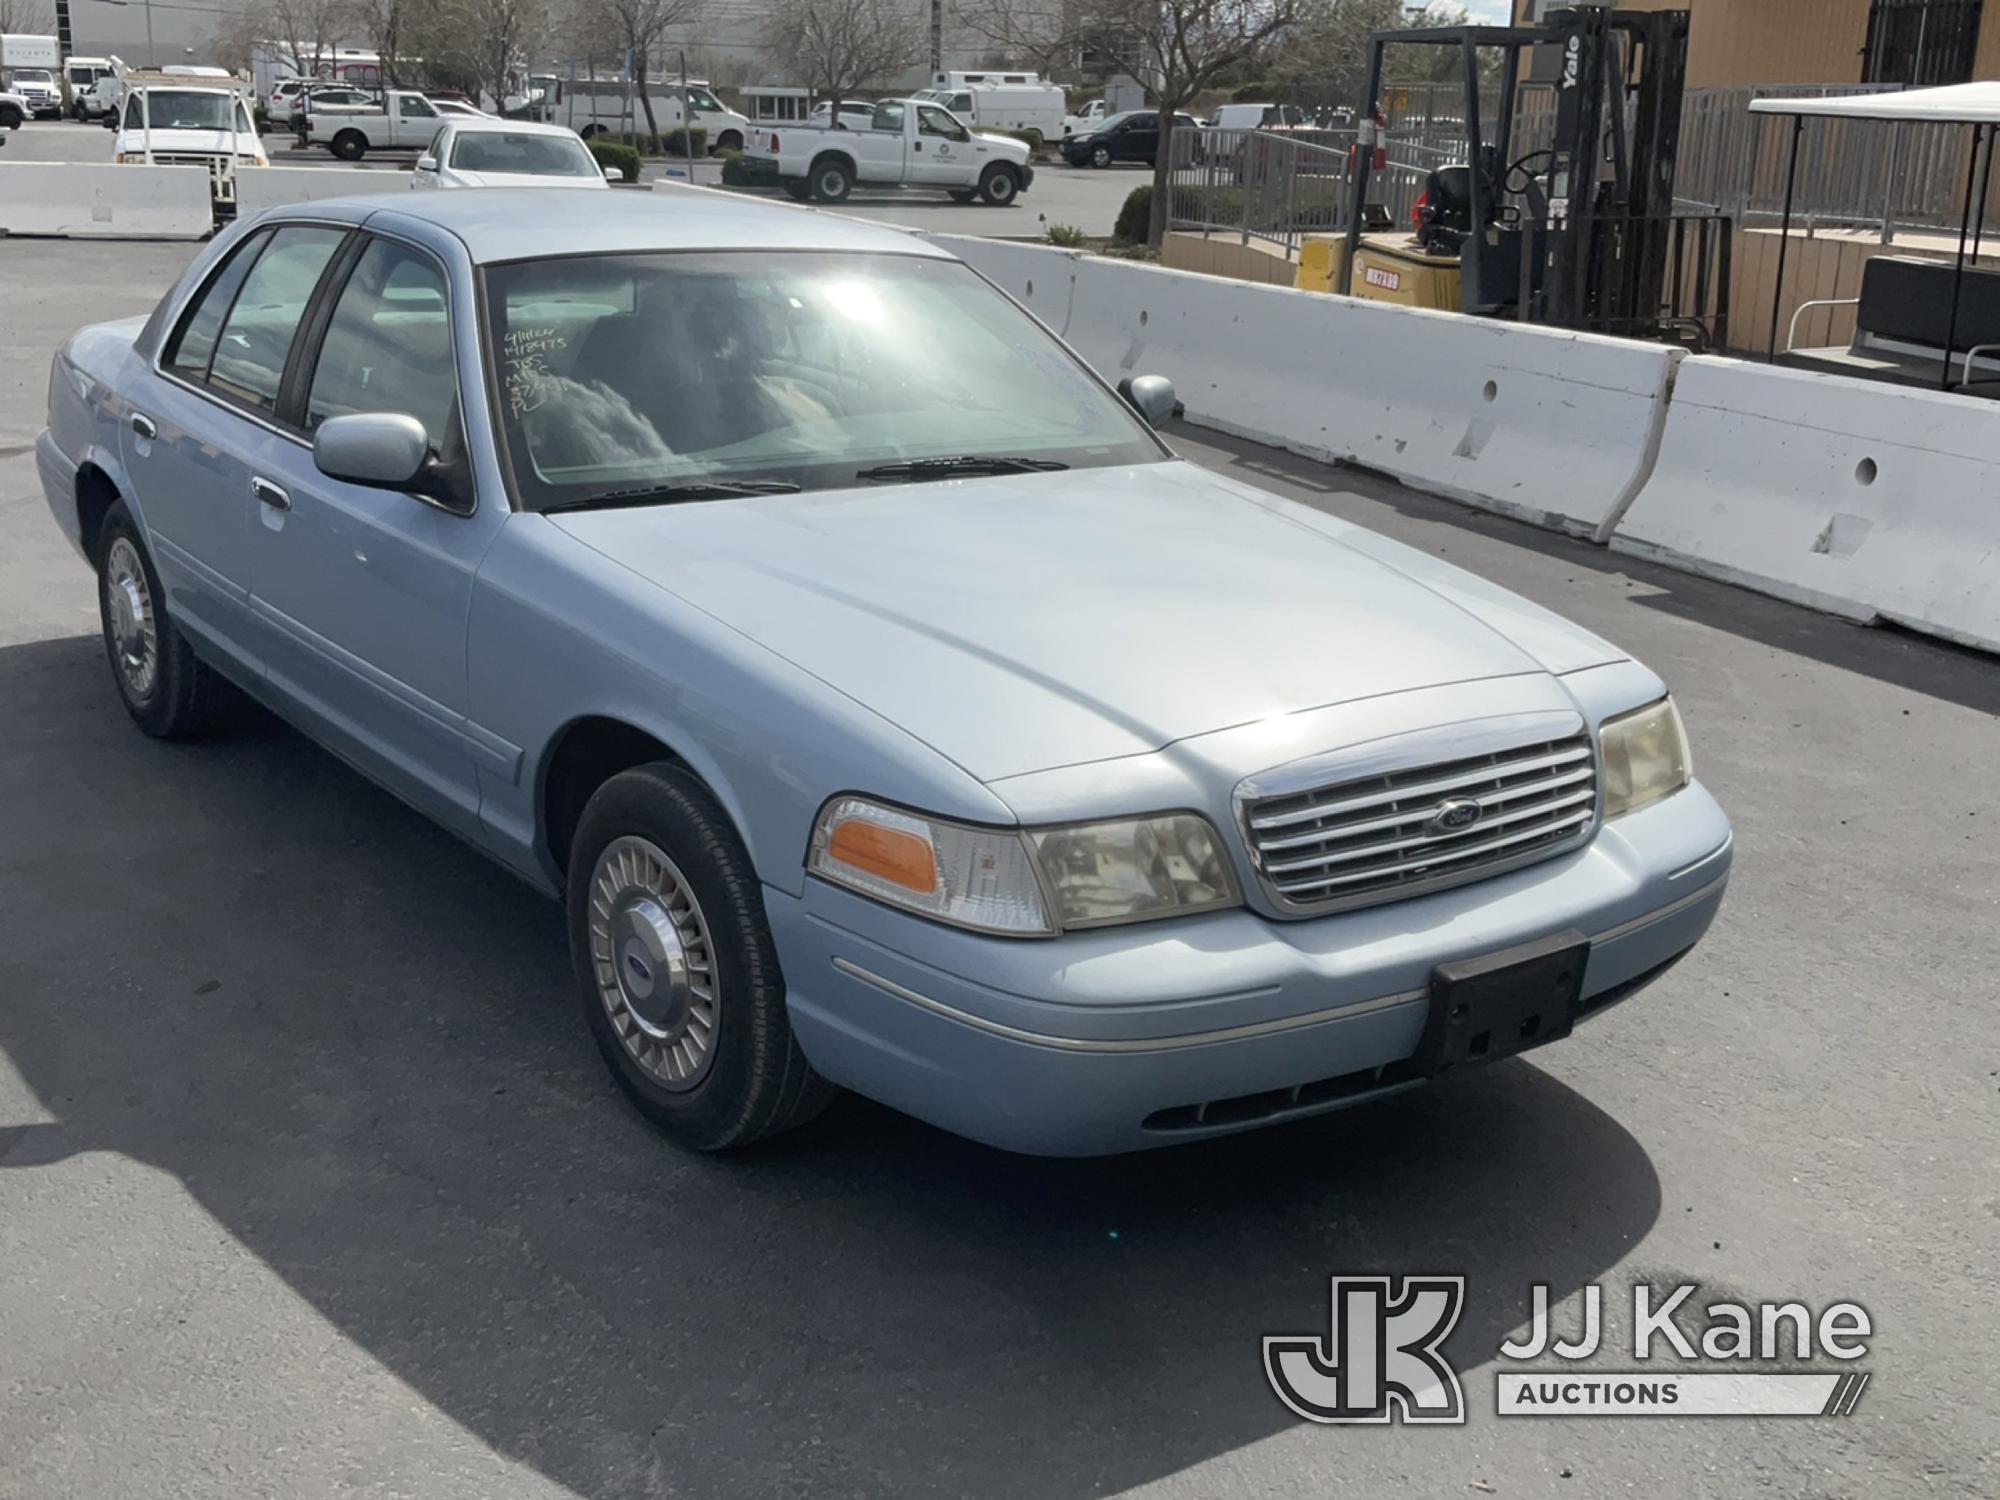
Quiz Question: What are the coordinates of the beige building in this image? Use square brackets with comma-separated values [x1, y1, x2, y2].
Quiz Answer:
[1512, 0, 2000, 89]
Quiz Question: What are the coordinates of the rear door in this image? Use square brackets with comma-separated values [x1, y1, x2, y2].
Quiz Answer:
[120, 223, 348, 675]
[244, 230, 504, 835]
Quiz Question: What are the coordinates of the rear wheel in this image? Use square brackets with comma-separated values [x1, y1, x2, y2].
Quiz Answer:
[330, 129, 366, 161]
[977, 163, 1019, 206]
[809, 155, 852, 202]
[0, 105, 23, 131]
[567, 763, 836, 1151]
[96, 502, 224, 739]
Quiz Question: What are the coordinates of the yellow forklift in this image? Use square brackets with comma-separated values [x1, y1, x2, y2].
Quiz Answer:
[1305, 6, 1727, 348]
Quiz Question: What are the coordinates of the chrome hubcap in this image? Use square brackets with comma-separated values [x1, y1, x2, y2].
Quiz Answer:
[105, 537, 158, 700]
[588, 836, 718, 1091]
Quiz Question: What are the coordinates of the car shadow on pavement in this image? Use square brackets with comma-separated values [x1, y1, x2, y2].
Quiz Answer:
[0, 632, 1662, 1496]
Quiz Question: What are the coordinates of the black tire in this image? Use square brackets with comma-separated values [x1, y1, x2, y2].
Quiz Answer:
[714, 129, 742, 153]
[1089, 144, 1111, 169]
[95, 502, 224, 739]
[782, 177, 811, 201]
[567, 763, 836, 1151]
[977, 163, 1020, 206]
[0, 106, 23, 131]
[330, 129, 365, 161]
[579, 123, 601, 140]
[809, 155, 852, 202]
[947, 187, 976, 203]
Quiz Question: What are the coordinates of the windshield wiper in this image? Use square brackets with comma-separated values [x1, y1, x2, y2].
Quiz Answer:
[542, 478, 802, 514]
[856, 455, 1072, 481]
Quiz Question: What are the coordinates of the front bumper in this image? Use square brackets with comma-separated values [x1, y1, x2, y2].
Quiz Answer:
[771, 784, 1732, 1155]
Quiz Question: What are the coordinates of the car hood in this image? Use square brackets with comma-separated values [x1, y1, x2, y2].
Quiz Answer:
[549, 461, 1615, 783]
[442, 167, 606, 188]
[122, 128, 246, 153]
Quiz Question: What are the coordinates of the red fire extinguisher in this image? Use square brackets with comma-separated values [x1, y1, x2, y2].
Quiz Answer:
[1347, 109, 1389, 173]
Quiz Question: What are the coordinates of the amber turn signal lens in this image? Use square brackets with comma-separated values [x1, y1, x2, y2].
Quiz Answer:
[827, 818, 939, 894]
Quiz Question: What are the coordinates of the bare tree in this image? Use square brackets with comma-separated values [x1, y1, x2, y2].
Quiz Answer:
[0, 0, 55, 32]
[759, 0, 926, 128]
[1267, 0, 1403, 106]
[574, 0, 704, 144]
[431, 0, 553, 114]
[967, 0, 1301, 246]
[244, 0, 351, 78]
[345, 0, 420, 85]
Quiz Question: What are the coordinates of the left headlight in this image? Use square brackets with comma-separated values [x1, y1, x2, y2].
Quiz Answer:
[808, 796, 1240, 937]
[1599, 697, 1691, 820]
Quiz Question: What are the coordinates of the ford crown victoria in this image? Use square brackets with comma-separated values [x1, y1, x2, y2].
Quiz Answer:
[36, 190, 1731, 1155]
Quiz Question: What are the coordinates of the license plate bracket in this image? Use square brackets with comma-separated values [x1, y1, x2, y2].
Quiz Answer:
[1417, 930, 1590, 1078]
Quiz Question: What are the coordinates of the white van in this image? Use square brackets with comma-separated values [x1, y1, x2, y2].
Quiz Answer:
[64, 55, 116, 117]
[559, 77, 751, 153]
[1206, 102, 1308, 131]
[916, 81, 1063, 141]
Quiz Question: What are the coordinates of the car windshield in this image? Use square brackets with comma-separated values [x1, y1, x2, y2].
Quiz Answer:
[450, 130, 597, 176]
[484, 251, 1165, 509]
[137, 91, 237, 129]
[15, 69, 52, 83]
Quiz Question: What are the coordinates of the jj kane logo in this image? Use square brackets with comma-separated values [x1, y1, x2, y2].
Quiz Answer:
[1266, 1278, 1873, 1424]
[1264, 1277, 1467, 1424]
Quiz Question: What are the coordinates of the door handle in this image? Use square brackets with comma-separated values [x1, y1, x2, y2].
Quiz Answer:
[130, 412, 158, 441]
[251, 476, 291, 512]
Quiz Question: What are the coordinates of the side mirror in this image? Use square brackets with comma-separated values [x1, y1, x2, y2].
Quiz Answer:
[415, 154, 437, 171]
[1118, 374, 1177, 428]
[314, 412, 431, 488]
[603, 163, 619, 179]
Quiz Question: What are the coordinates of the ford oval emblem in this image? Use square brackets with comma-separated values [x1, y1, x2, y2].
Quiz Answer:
[1429, 798, 1484, 834]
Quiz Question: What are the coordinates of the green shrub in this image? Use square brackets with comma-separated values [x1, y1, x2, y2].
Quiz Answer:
[597, 127, 707, 157]
[1044, 222, 1089, 248]
[1114, 184, 1153, 245]
[993, 126, 1044, 152]
[661, 125, 706, 157]
[588, 139, 641, 183]
[720, 149, 776, 187]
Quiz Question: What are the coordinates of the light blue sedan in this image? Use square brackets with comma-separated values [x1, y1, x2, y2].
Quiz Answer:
[37, 189, 1731, 1155]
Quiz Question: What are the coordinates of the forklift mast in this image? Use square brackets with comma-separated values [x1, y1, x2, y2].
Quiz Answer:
[1338, 7, 1695, 339]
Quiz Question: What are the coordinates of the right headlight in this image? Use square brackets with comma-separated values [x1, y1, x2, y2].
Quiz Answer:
[1598, 697, 1691, 820]
[807, 796, 1240, 937]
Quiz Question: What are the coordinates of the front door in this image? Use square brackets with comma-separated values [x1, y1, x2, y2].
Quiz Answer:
[246, 232, 501, 836]
[121, 223, 347, 676]
[911, 103, 969, 184]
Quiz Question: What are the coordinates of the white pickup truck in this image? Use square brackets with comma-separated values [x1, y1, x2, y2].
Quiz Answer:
[306, 88, 444, 160]
[745, 98, 1033, 206]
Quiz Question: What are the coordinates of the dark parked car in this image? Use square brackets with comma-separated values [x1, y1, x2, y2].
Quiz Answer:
[1060, 110, 1200, 168]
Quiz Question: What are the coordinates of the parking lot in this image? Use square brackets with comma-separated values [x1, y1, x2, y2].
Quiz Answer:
[1, 235, 1996, 1499]
[0, 117, 1145, 236]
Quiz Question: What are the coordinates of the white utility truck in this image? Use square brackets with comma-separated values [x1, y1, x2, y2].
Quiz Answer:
[745, 98, 1033, 205]
[112, 80, 267, 216]
[306, 88, 444, 159]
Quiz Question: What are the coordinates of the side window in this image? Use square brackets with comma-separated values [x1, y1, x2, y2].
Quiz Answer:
[165, 230, 271, 379]
[207, 226, 346, 412]
[123, 96, 142, 130]
[950, 93, 972, 113]
[917, 105, 957, 137]
[400, 94, 436, 119]
[305, 239, 457, 455]
[871, 101, 904, 132]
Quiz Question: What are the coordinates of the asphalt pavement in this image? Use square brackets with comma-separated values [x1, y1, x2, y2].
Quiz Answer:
[0, 237, 1995, 1500]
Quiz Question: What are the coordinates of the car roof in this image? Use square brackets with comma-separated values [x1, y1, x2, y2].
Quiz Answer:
[437, 117, 580, 138]
[281, 186, 960, 263]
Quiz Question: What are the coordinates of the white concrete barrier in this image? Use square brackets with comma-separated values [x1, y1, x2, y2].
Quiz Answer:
[926, 237, 1678, 537]
[236, 166, 408, 215]
[0, 162, 211, 239]
[1613, 357, 2000, 654]
[922, 233, 1081, 337]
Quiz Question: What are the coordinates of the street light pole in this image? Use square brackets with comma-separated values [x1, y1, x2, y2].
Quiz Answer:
[145, 0, 156, 67]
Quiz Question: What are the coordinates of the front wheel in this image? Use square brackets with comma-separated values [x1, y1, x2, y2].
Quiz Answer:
[713, 129, 742, 153]
[96, 502, 224, 739]
[809, 156, 852, 202]
[567, 763, 836, 1151]
[977, 163, 1020, 206]
[0, 106, 23, 131]
[330, 129, 366, 161]
[1090, 144, 1111, 169]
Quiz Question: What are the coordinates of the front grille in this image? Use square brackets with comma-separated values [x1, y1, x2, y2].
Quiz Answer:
[1242, 728, 1597, 914]
[150, 155, 236, 202]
